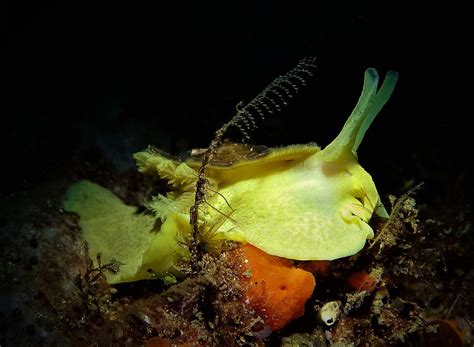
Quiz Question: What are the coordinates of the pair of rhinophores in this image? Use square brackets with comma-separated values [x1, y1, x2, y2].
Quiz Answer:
[64, 58, 399, 283]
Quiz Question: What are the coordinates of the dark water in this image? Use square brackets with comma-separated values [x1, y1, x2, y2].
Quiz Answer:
[5, 2, 471, 197]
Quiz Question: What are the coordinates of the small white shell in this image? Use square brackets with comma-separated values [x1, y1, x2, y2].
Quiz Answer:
[319, 301, 340, 326]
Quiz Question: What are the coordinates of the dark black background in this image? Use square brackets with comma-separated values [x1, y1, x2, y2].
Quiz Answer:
[4, 1, 471, 198]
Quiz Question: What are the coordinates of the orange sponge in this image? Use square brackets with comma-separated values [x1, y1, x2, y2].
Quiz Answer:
[346, 271, 377, 292]
[238, 243, 316, 331]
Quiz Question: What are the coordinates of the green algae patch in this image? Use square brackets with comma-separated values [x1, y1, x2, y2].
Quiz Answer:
[63, 180, 189, 284]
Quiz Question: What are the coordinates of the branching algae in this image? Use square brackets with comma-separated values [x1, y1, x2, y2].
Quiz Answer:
[64, 59, 398, 283]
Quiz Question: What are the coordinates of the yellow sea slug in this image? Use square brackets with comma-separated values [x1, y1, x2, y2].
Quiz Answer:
[64, 63, 398, 283]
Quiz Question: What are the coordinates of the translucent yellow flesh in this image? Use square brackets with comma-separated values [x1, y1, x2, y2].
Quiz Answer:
[64, 180, 189, 283]
[205, 149, 381, 260]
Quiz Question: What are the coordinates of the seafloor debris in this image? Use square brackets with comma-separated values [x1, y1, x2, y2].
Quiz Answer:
[1, 150, 472, 345]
